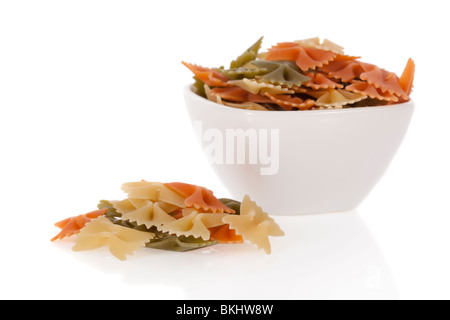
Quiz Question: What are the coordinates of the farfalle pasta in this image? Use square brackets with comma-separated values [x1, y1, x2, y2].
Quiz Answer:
[183, 37, 415, 110]
[51, 181, 284, 260]
[223, 195, 285, 254]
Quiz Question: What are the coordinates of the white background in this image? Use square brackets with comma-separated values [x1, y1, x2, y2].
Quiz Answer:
[0, 0, 449, 300]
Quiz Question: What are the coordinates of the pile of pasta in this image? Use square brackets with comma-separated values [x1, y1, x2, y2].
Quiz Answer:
[51, 181, 284, 260]
[183, 37, 415, 110]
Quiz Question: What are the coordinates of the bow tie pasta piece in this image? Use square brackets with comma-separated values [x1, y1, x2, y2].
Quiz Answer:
[222, 195, 284, 254]
[302, 72, 344, 90]
[204, 84, 224, 105]
[219, 67, 268, 80]
[321, 60, 373, 82]
[228, 78, 295, 95]
[308, 88, 367, 109]
[230, 36, 264, 69]
[181, 62, 231, 87]
[205, 84, 269, 111]
[72, 217, 155, 261]
[159, 209, 229, 241]
[399, 58, 415, 97]
[264, 92, 315, 111]
[145, 235, 219, 252]
[121, 181, 186, 208]
[51, 209, 107, 241]
[209, 86, 273, 104]
[295, 37, 345, 54]
[112, 198, 177, 229]
[345, 80, 399, 102]
[265, 42, 337, 72]
[359, 66, 408, 100]
[250, 60, 310, 88]
[164, 182, 236, 213]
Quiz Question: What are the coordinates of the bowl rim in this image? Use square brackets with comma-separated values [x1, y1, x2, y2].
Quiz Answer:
[184, 84, 414, 116]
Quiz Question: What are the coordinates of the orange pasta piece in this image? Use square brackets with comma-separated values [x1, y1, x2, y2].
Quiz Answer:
[265, 42, 337, 72]
[359, 66, 408, 100]
[210, 86, 272, 103]
[332, 54, 361, 61]
[208, 224, 244, 244]
[164, 182, 235, 214]
[181, 62, 231, 87]
[321, 60, 372, 82]
[265, 92, 315, 111]
[346, 80, 399, 102]
[51, 209, 107, 242]
[399, 58, 415, 96]
[303, 72, 344, 90]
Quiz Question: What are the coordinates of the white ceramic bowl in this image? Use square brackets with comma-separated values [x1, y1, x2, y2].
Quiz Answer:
[184, 85, 414, 215]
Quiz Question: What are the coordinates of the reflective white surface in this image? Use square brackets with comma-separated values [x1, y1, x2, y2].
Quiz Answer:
[49, 210, 396, 300]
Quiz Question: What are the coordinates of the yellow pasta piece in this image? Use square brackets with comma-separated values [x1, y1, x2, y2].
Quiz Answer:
[222, 195, 284, 254]
[159, 210, 228, 241]
[113, 198, 177, 229]
[72, 216, 155, 261]
[228, 78, 294, 95]
[204, 84, 224, 105]
[121, 181, 186, 208]
[295, 37, 345, 54]
[308, 88, 367, 109]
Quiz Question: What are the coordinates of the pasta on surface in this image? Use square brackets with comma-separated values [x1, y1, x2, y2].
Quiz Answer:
[72, 216, 155, 261]
[121, 181, 186, 208]
[164, 182, 236, 213]
[51, 209, 107, 242]
[223, 195, 284, 254]
[53, 181, 284, 260]
[113, 198, 177, 229]
[159, 209, 228, 241]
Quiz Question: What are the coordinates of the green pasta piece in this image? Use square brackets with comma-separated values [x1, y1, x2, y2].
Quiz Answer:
[251, 60, 310, 88]
[145, 235, 218, 252]
[218, 67, 268, 80]
[230, 36, 264, 69]
[98, 200, 121, 219]
[191, 76, 207, 98]
[218, 198, 241, 215]
[98, 199, 113, 210]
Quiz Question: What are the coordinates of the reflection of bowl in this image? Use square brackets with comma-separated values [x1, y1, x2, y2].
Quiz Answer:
[184, 85, 414, 215]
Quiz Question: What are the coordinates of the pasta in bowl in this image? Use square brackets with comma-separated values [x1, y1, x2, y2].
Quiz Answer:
[183, 37, 415, 215]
